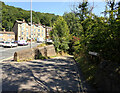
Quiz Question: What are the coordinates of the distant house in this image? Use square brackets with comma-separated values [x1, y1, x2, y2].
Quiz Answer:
[0, 30, 15, 41]
[13, 19, 46, 41]
[45, 26, 52, 40]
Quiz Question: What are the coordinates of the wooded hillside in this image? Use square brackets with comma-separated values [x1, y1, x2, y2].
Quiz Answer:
[1, 2, 58, 31]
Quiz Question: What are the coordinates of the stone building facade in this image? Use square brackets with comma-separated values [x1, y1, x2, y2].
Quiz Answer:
[0, 30, 15, 41]
[13, 20, 46, 41]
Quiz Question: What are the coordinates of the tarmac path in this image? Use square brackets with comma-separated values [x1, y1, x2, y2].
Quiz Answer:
[2, 56, 90, 93]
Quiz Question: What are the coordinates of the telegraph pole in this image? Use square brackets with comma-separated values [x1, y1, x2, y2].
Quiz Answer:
[30, 0, 32, 48]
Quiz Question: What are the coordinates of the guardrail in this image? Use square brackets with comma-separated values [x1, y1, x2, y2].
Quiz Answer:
[88, 51, 99, 56]
[88, 51, 102, 63]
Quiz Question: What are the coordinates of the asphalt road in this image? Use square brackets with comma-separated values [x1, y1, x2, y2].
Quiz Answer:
[2, 56, 89, 93]
[0, 42, 40, 61]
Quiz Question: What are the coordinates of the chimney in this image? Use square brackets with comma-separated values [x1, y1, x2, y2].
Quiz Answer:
[23, 19, 25, 22]
[3, 29, 5, 32]
[38, 23, 40, 26]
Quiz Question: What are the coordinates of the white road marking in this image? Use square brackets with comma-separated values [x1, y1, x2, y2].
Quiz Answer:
[0, 56, 13, 62]
[0, 45, 29, 52]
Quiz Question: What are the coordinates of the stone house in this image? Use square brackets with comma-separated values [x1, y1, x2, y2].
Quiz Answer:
[0, 30, 15, 41]
[13, 19, 46, 41]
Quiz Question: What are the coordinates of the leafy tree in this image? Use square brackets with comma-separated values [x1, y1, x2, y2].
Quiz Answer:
[63, 12, 83, 54]
[50, 16, 70, 53]
[73, 0, 120, 62]
[72, 1, 90, 56]
[63, 12, 83, 37]
[75, 0, 89, 22]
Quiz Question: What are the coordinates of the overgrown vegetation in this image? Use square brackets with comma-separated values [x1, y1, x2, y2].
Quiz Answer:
[37, 43, 46, 48]
[50, 0, 120, 92]
[72, 0, 120, 63]
[50, 16, 70, 53]
[73, 0, 120, 92]
[37, 55, 49, 60]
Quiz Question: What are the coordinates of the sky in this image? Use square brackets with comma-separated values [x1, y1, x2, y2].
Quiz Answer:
[4, 2, 106, 16]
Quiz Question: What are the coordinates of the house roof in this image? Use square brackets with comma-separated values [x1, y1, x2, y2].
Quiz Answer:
[15, 19, 52, 29]
[16, 20, 23, 24]
[46, 26, 52, 30]
[16, 19, 26, 24]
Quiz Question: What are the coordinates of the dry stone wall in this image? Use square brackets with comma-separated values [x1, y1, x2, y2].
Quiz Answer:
[14, 45, 56, 61]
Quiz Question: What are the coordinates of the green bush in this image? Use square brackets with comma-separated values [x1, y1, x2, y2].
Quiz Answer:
[37, 43, 46, 47]
[38, 55, 48, 60]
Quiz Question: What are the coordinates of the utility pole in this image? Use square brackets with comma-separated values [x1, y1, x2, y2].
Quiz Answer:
[9, 26, 10, 31]
[30, 0, 32, 48]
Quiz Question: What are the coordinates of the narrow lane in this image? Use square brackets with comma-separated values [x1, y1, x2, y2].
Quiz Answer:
[2, 56, 88, 93]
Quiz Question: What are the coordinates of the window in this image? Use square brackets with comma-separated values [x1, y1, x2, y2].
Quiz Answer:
[31, 32, 33, 35]
[27, 32, 29, 35]
[34, 29, 36, 32]
[8, 39, 11, 41]
[47, 32, 49, 36]
[42, 30, 43, 32]
[38, 33, 40, 36]
[22, 26, 24, 31]
[42, 34, 43, 36]
[22, 32, 23, 35]
[26, 28, 28, 31]
[7, 34, 11, 37]
[38, 29, 40, 32]
[0, 38, 3, 40]
[0, 34, 3, 36]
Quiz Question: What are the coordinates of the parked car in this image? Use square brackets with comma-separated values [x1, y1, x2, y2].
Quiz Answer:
[14, 41, 18, 44]
[0, 41, 4, 47]
[37, 38, 45, 43]
[3, 41, 18, 48]
[47, 39, 53, 43]
[18, 40, 28, 46]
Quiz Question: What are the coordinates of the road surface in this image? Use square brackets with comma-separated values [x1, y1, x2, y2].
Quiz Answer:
[0, 43, 40, 61]
[2, 56, 90, 93]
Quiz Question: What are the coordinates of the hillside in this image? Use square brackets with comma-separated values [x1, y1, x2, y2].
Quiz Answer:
[1, 2, 59, 31]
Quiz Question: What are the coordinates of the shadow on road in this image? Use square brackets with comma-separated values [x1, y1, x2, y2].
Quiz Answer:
[2, 56, 89, 93]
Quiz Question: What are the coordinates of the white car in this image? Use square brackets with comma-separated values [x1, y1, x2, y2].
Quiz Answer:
[37, 38, 45, 43]
[47, 39, 53, 43]
[0, 41, 4, 47]
[3, 41, 18, 48]
[18, 40, 28, 46]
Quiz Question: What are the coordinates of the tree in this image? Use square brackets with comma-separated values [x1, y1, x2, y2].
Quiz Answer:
[63, 12, 83, 54]
[73, 0, 120, 62]
[63, 12, 83, 37]
[72, 1, 90, 56]
[50, 16, 70, 53]
[75, 0, 89, 22]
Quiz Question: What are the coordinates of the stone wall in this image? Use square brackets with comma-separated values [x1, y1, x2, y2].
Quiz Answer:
[46, 45, 56, 57]
[14, 45, 56, 61]
[14, 48, 35, 61]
